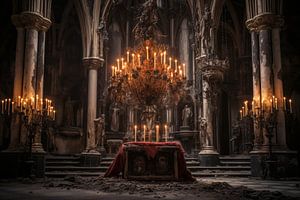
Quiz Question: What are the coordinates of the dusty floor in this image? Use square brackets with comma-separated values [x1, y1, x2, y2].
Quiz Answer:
[0, 176, 299, 200]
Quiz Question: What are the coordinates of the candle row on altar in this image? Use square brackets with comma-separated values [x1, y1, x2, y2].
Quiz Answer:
[111, 47, 186, 78]
[239, 96, 293, 119]
[1, 96, 56, 120]
[133, 124, 169, 142]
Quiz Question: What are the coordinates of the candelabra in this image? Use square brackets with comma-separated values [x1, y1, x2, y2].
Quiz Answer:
[1, 96, 56, 177]
[239, 96, 293, 178]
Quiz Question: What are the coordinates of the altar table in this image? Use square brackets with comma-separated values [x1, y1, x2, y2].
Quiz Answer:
[104, 141, 195, 181]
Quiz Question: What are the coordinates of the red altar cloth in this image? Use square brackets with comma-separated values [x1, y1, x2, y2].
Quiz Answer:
[104, 141, 195, 181]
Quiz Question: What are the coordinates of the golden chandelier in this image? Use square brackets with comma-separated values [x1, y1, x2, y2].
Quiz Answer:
[108, 39, 186, 107]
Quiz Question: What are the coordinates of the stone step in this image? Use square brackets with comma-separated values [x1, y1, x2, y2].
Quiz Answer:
[45, 166, 108, 172]
[186, 161, 200, 166]
[220, 161, 251, 166]
[101, 157, 115, 162]
[187, 165, 251, 172]
[192, 171, 251, 177]
[45, 171, 105, 178]
[219, 156, 250, 161]
[46, 161, 81, 166]
[46, 156, 80, 162]
[100, 161, 113, 166]
[185, 157, 199, 162]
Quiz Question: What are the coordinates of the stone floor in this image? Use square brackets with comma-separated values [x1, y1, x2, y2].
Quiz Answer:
[0, 176, 299, 200]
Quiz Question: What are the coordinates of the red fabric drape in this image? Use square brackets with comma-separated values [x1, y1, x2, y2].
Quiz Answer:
[104, 141, 195, 181]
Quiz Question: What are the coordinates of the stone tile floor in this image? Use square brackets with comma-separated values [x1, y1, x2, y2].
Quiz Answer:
[199, 177, 300, 198]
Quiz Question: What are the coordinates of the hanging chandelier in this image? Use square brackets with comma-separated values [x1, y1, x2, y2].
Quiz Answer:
[108, 39, 186, 107]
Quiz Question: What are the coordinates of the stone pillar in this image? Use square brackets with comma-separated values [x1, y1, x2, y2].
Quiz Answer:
[8, 15, 25, 151]
[82, 57, 103, 154]
[250, 31, 263, 150]
[197, 57, 228, 166]
[31, 31, 46, 153]
[272, 28, 286, 149]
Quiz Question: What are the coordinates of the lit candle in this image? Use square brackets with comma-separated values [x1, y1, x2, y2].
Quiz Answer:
[242, 106, 245, 117]
[175, 59, 178, 71]
[4, 99, 7, 111]
[134, 125, 137, 142]
[164, 125, 168, 142]
[138, 54, 141, 67]
[143, 125, 146, 142]
[275, 98, 278, 110]
[154, 52, 156, 69]
[11, 102, 15, 113]
[132, 54, 135, 66]
[163, 51, 166, 65]
[289, 99, 292, 113]
[127, 51, 130, 63]
[244, 101, 248, 116]
[156, 125, 159, 142]
[146, 46, 149, 60]
[169, 57, 172, 68]
[240, 110, 242, 120]
[53, 110, 56, 120]
[121, 58, 124, 67]
[252, 100, 254, 113]
[160, 52, 163, 64]
[182, 63, 186, 78]
[8, 99, 11, 114]
[270, 99, 273, 113]
[283, 97, 286, 111]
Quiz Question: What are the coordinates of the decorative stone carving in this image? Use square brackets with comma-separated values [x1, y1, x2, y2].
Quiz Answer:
[246, 13, 284, 32]
[94, 114, 105, 148]
[82, 57, 104, 69]
[21, 12, 51, 31]
[182, 105, 192, 127]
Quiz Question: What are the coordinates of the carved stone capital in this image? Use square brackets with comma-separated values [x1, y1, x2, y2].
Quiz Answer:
[246, 13, 284, 32]
[21, 12, 52, 31]
[82, 57, 104, 70]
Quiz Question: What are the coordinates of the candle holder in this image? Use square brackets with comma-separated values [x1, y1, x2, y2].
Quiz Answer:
[239, 96, 293, 179]
[1, 96, 56, 178]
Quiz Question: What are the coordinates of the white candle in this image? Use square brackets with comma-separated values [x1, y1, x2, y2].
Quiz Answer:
[11, 102, 15, 113]
[4, 99, 7, 111]
[156, 125, 159, 142]
[175, 59, 178, 71]
[182, 63, 186, 78]
[127, 51, 130, 63]
[143, 125, 146, 142]
[1, 100, 4, 114]
[18, 96, 21, 107]
[164, 125, 168, 142]
[132, 54, 135, 66]
[163, 51, 166, 65]
[53, 110, 56, 120]
[160, 52, 163, 64]
[146, 46, 149, 60]
[169, 57, 172, 68]
[275, 98, 278, 110]
[121, 58, 124, 67]
[240, 110, 242, 120]
[283, 97, 286, 111]
[289, 99, 292, 113]
[244, 101, 248, 116]
[134, 125, 137, 142]
[154, 52, 156, 69]
[138, 54, 141, 67]
[8, 99, 11, 114]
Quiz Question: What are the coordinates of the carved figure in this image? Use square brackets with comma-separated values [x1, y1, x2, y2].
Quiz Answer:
[182, 105, 192, 127]
[200, 6, 214, 56]
[111, 106, 120, 132]
[94, 114, 105, 148]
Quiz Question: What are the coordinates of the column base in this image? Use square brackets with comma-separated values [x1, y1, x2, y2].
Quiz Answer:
[250, 150, 299, 178]
[198, 147, 220, 166]
[80, 151, 101, 167]
[32, 143, 45, 153]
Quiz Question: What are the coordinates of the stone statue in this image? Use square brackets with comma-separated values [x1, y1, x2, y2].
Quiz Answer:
[199, 117, 211, 147]
[94, 114, 105, 148]
[182, 105, 192, 127]
[111, 105, 120, 132]
[200, 6, 214, 56]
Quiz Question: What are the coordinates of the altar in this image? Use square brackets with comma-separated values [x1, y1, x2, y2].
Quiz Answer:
[104, 142, 194, 181]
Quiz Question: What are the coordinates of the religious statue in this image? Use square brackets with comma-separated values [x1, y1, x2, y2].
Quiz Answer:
[94, 114, 105, 148]
[199, 117, 211, 147]
[182, 105, 192, 127]
[110, 105, 120, 132]
[200, 6, 214, 56]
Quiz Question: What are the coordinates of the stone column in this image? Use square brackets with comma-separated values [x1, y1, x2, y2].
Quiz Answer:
[8, 15, 25, 151]
[82, 57, 103, 154]
[250, 31, 263, 150]
[272, 27, 287, 149]
[198, 57, 228, 166]
[31, 31, 46, 152]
